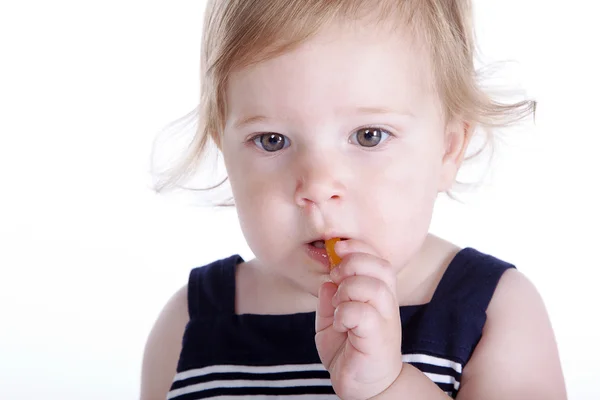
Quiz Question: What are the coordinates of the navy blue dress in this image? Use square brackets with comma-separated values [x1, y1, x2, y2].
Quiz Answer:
[167, 247, 514, 399]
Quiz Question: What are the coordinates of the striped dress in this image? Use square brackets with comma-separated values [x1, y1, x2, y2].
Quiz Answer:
[168, 247, 514, 399]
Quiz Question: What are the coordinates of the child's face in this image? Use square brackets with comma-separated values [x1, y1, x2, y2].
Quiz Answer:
[222, 21, 462, 288]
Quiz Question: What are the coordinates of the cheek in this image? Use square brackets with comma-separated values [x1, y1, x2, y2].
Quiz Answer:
[224, 151, 295, 260]
[360, 147, 442, 262]
[227, 153, 290, 214]
[370, 163, 439, 226]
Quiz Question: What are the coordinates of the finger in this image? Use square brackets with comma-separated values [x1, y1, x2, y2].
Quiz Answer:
[334, 238, 380, 258]
[332, 275, 397, 319]
[330, 252, 397, 297]
[315, 281, 338, 333]
[333, 301, 383, 354]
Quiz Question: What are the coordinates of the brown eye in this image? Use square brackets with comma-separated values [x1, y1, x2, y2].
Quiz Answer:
[352, 127, 390, 147]
[253, 133, 290, 152]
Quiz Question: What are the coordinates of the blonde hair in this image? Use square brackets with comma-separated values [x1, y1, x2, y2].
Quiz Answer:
[152, 0, 535, 204]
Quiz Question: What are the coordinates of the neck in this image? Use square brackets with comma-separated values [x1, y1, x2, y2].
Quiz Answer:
[393, 234, 460, 306]
[235, 234, 460, 315]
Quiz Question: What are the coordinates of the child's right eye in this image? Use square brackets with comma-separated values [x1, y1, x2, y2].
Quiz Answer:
[252, 133, 290, 152]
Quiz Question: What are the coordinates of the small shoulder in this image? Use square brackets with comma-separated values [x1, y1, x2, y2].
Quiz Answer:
[458, 268, 566, 399]
[487, 268, 550, 324]
[139, 255, 243, 399]
[431, 246, 515, 307]
[140, 284, 189, 400]
[458, 249, 548, 326]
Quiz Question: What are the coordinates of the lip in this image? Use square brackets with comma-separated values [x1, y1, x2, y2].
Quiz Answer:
[304, 243, 331, 270]
[306, 234, 350, 244]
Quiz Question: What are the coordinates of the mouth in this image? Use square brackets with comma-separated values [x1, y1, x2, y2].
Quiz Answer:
[307, 237, 349, 249]
[305, 237, 348, 269]
[309, 240, 326, 249]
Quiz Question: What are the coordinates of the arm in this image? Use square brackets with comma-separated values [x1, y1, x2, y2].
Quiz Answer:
[140, 285, 190, 400]
[371, 362, 453, 399]
[374, 269, 567, 400]
[456, 269, 567, 400]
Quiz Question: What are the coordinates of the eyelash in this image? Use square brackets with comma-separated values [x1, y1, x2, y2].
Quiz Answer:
[247, 133, 291, 153]
[349, 126, 393, 147]
[247, 126, 395, 152]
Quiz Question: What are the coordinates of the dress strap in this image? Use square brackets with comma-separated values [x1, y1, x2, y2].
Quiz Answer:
[187, 255, 244, 319]
[431, 247, 516, 312]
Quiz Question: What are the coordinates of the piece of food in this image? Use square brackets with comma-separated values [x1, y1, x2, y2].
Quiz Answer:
[325, 238, 342, 270]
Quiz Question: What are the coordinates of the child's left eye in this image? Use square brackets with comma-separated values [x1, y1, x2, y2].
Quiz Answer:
[349, 127, 391, 148]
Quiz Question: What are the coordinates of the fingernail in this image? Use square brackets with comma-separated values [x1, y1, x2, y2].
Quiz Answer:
[334, 240, 347, 254]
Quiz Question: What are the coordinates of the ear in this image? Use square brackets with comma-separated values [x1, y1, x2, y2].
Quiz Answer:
[438, 119, 474, 192]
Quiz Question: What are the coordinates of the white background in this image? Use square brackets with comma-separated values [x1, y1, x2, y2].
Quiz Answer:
[1, 0, 599, 399]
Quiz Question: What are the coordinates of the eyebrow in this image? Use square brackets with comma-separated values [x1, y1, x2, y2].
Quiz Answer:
[350, 106, 414, 118]
[232, 115, 269, 130]
[231, 106, 414, 130]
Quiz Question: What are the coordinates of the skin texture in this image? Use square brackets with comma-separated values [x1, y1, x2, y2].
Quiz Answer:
[140, 17, 567, 400]
[222, 21, 465, 311]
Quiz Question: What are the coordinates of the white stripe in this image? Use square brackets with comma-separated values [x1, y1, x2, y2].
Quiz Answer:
[169, 355, 461, 398]
[167, 379, 332, 400]
[402, 353, 463, 374]
[423, 372, 460, 391]
[173, 363, 327, 382]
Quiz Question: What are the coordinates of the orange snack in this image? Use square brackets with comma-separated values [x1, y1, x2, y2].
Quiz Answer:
[325, 238, 342, 270]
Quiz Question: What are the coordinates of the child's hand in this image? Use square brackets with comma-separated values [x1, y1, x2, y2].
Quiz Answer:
[315, 240, 403, 400]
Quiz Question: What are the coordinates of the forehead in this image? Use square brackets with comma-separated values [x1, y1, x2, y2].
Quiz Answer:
[224, 20, 439, 126]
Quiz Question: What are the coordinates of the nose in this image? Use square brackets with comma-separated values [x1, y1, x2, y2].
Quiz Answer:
[294, 152, 346, 208]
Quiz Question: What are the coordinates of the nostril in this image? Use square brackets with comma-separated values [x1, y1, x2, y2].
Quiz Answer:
[294, 176, 345, 207]
[295, 196, 315, 208]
